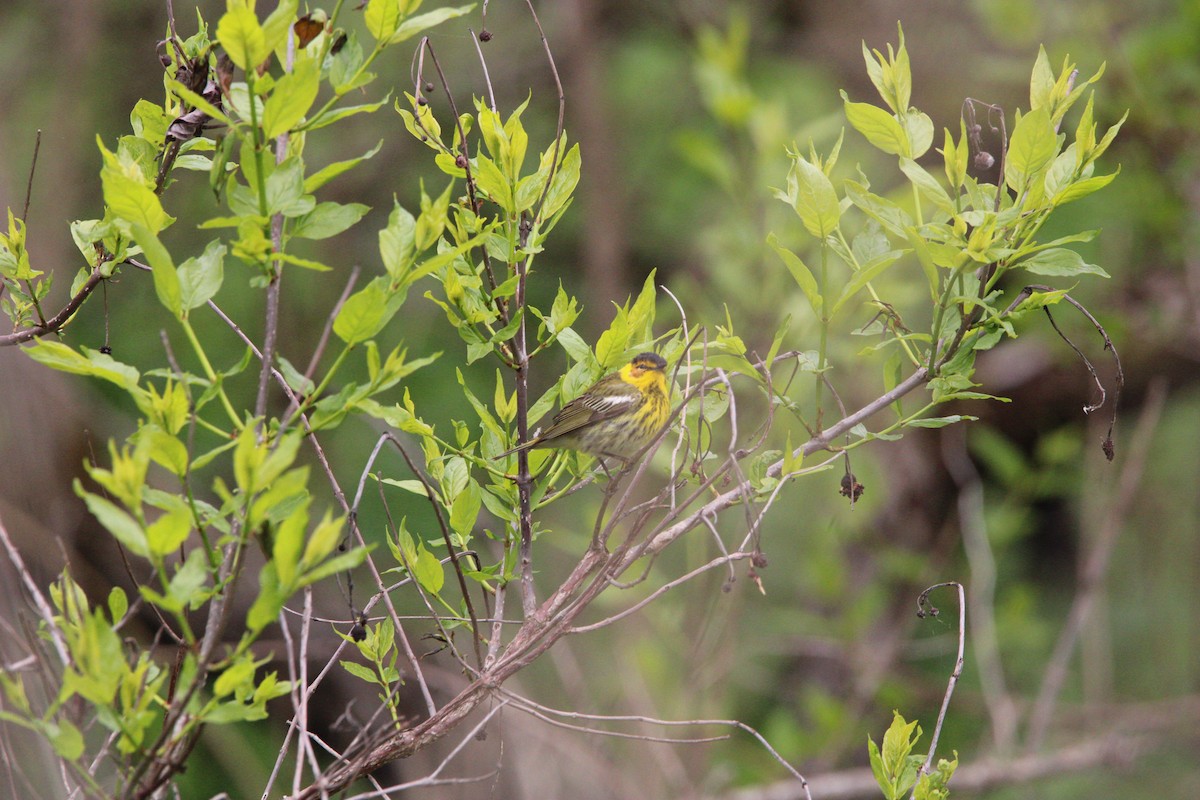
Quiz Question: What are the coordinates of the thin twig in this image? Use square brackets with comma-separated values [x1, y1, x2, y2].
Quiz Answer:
[912, 582, 966, 793]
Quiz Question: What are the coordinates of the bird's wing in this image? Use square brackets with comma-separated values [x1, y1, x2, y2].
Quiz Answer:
[539, 392, 639, 439]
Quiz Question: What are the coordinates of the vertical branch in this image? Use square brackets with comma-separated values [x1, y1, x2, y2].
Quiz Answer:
[255, 24, 296, 422]
[512, 0, 567, 619]
[19, 130, 48, 328]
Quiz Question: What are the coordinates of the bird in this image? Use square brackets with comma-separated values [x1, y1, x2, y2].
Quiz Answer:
[495, 352, 671, 463]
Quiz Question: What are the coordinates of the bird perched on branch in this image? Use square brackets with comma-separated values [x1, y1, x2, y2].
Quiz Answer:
[496, 352, 671, 463]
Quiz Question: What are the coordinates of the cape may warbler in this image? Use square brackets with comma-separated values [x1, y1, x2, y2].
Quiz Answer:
[497, 352, 670, 462]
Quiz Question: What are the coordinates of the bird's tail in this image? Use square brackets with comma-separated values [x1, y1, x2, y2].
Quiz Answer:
[492, 438, 539, 460]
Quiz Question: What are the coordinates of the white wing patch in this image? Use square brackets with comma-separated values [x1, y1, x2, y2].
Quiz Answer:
[583, 394, 638, 412]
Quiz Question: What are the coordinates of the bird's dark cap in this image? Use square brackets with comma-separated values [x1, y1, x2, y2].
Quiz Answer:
[631, 352, 667, 370]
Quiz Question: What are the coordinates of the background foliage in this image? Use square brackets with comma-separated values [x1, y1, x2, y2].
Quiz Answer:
[0, 0, 1196, 798]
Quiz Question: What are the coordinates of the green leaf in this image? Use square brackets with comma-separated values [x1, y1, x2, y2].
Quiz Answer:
[768, 233, 821, 313]
[842, 93, 908, 156]
[556, 327, 595, 365]
[146, 501, 192, 556]
[47, 720, 85, 760]
[899, 158, 953, 214]
[1017, 247, 1109, 277]
[246, 562, 287, 632]
[902, 111, 934, 159]
[262, 0, 300, 57]
[130, 224, 183, 319]
[1029, 46, 1055, 111]
[304, 96, 391, 132]
[340, 659, 379, 684]
[540, 143, 581, 219]
[380, 201, 417, 279]
[334, 282, 389, 345]
[473, 156, 513, 213]
[108, 587, 129, 623]
[450, 479, 481, 536]
[389, 5, 476, 45]
[867, 737, 891, 799]
[272, 503, 308, 587]
[788, 155, 842, 238]
[906, 414, 976, 429]
[265, 158, 313, 217]
[1052, 169, 1119, 205]
[364, 0, 401, 42]
[217, 4, 269, 72]
[78, 490, 148, 558]
[412, 544, 445, 594]
[380, 478, 431, 497]
[299, 544, 370, 585]
[178, 240, 226, 313]
[300, 510, 344, 571]
[305, 141, 383, 192]
[23, 341, 141, 394]
[291, 202, 370, 240]
[165, 548, 211, 611]
[830, 249, 906, 316]
[263, 57, 320, 138]
[1005, 106, 1056, 192]
[101, 152, 170, 233]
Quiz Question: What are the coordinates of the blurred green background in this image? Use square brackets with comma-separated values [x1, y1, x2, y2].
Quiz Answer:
[0, 0, 1197, 798]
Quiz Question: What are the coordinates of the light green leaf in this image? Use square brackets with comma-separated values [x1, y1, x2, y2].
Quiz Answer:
[472, 156, 513, 213]
[412, 544, 445, 594]
[146, 501, 192, 556]
[899, 158, 953, 213]
[130, 224, 183, 319]
[1005, 106, 1056, 192]
[364, 0, 401, 42]
[303, 96, 390, 132]
[265, 158, 312, 217]
[1017, 247, 1109, 277]
[263, 57, 320, 138]
[788, 156, 842, 238]
[389, 4, 476, 45]
[261, 0, 300, 56]
[1052, 169, 1119, 205]
[830, 249, 907, 316]
[78, 490, 148, 558]
[217, 5, 269, 72]
[305, 141, 383, 192]
[450, 479, 481, 536]
[842, 93, 908, 156]
[101, 156, 170, 233]
[23, 341, 141, 393]
[768, 233, 821, 313]
[902, 111, 934, 159]
[333, 282, 389, 345]
[907, 414, 976, 429]
[540, 143, 581, 219]
[178, 240, 226, 313]
[300, 510, 344, 570]
[165, 547, 210, 610]
[1029, 46, 1055, 111]
[339, 659, 379, 684]
[246, 562, 286, 632]
[291, 202, 370, 240]
[47, 720, 84, 760]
